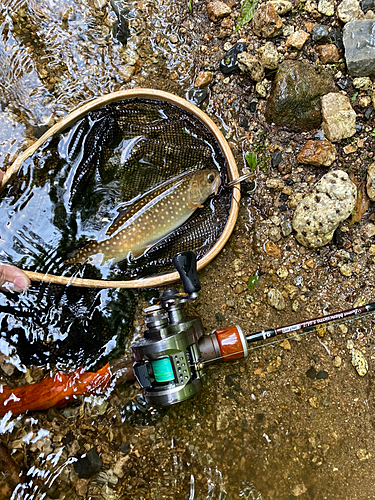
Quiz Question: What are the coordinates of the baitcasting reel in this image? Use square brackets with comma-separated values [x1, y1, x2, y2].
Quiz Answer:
[131, 252, 248, 406]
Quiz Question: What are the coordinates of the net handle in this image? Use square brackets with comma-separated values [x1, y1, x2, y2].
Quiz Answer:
[1, 89, 240, 289]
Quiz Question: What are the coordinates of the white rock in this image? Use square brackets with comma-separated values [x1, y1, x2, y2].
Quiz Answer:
[318, 0, 335, 15]
[321, 93, 356, 142]
[367, 164, 375, 200]
[337, 0, 364, 22]
[292, 170, 357, 247]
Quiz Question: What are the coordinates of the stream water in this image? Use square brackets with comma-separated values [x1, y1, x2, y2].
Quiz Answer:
[1, 0, 375, 499]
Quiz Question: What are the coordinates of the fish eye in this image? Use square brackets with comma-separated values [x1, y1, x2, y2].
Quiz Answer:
[207, 172, 216, 183]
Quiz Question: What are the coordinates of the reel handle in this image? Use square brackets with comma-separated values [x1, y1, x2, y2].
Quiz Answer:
[172, 251, 201, 295]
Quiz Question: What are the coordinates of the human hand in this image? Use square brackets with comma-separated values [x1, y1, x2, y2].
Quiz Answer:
[0, 263, 30, 293]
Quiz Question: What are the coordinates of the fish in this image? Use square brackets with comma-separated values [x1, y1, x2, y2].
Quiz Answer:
[67, 169, 221, 265]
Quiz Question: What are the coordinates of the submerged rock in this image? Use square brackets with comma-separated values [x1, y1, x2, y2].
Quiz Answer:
[292, 170, 357, 247]
[265, 61, 336, 131]
[343, 20, 375, 76]
[321, 93, 357, 142]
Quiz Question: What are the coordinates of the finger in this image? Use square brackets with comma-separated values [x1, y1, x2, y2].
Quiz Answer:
[0, 264, 30, 292]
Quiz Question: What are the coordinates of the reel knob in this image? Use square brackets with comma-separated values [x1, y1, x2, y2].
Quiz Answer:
[172, 251, 201, 296]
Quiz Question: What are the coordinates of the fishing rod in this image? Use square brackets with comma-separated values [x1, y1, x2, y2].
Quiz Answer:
[0, 251, 374, 416]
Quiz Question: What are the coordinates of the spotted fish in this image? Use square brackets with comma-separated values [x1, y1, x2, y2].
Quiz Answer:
[67, 169, 221, 265]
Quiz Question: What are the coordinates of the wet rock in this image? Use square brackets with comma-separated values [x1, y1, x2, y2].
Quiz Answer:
[207, 0, 231, 22]
[267, 288, 286, 310]
[281, 219, 292, 237]
[194, 71, 213, 88]
[218, 16, 234, 38]
[118, 65, 135, 83]
[361, 0, 375, 12]
[220, 42, 247, 74]
[271, 150, 283, 168]
[269, 0, 293, 13]
[321, 93, 357, 142]
[252, 4, 283, 38]
[265, 61, 336, 131]
[187, 88, 208, 105]
[257, 41, 279, 69]
[285, 30, 310, 49]
[337, 0, 364, 22]
[292, 170, 357, 247]
[339, 262, 353, 276]
[318, 0, 335, 15]
[306, 366, 317, 379]
[343, 20, 375, 76]
[297, 139, 336, 166]
[237, 53, 265, 81]
[74, 448, 103, 479]
[316, 44, 340, 63]
[316, 369, 329, 379]
[351, 349, 368, 376]
[367, 164, 375, 199]
[311, 24, 330, 42]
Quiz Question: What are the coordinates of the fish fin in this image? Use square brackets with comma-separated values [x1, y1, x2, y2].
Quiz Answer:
[187, 203, 204, 210]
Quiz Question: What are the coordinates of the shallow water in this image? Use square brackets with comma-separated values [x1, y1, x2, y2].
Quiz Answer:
[1, 0, 375, 499]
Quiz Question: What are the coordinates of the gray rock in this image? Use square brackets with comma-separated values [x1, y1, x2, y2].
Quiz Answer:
[292, 170, 357, 247]
[321, 93, 356, 142]
[343, 20, 375, 76]
[367, 163, 375, 200]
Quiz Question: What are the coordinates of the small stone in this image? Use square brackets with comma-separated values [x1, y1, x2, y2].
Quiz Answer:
[265, 240, 281, 257]
[340, 263, 353, 276]
[118, 65, 135, 83]
[252, 3, 283, 38]
[269, 0, 293, 14]
[286, 30, 310, 50]
[356, 448, 371, 460]
[343, 144, 358, 154]
[347, 339, 354, 349]
[316, 369, 329, 379]
[266, 178, 285, 190]
[280, 219, 292, 237]
[74, 448, 103, 479]
[194, 71, 213, 88]
[311, 24, 330, 42]
[266, 356, 282, 372]
[276, 266, 289, 279]
[257, 42, 279, 70]
[292, 483, 307, 497]
[317, 0, 335, 15]
[321, 93, 357, 142]
[297, 139, 336, 166]
[352, 76, 372, 89]
[281, 339, 291, 350]
[363, 222, 375, 237]
[333, 356, 342, 367]
[268, 288, 286, 310]
[169, 34, 179, 44]
[352, 349, 368, 376]
[316, 44, 340, 63]
[207, 0, 231, 22]
[337, 0, 364, 22]
[366, 163, 375, 200]
[237, 53, 265, 81]
[234, 283, 245, 294]
[292, 300, 299, 311]
[309, 396, 320, 408]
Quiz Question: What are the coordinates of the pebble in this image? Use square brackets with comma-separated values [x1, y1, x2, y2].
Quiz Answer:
[267, 288, 286, 310]
[252, 4, 283, 38]
[265, 240, 281, 257]
[276, 266, 289, 279]
[269, 0, 293, 14]
[309, 396, 320, 408]
[317, 0, 335, 15]
[281, 339, 291, 350]
[207, 0, 231, 22]
[285, 30, 310, 50]
[257, 42, 280, 70]
[292, 483, 307, 497]
[292, 170, 357, 247]
[311, 24, 330, 42]
[321, 93, 357, 142]
[356, 448, 371, 460]
[366, 163, 375, 200]
[266, 178, 285, 190]
[353, 76, 372, 89]
[337, 0, 364, 22]
[316, 44, 340, 63]
[194, 71, 213, 88]
[333, 356, 342, 367]
[339, 263, 353, 276]
[237, 53, 265, 81]
[280, 219, 292, 237]
[351, 349, 368, 376]
[297, 139, 336, 167]
[74, 448, 103, 479]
